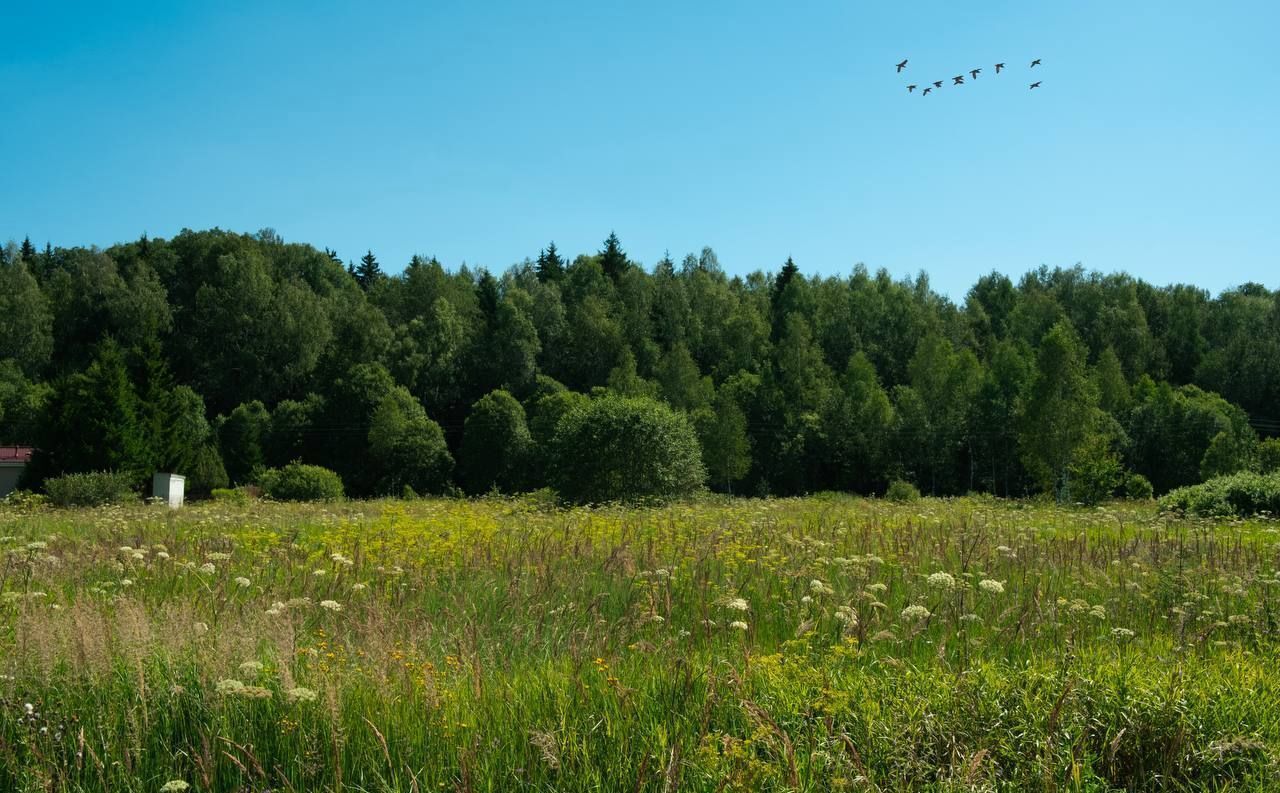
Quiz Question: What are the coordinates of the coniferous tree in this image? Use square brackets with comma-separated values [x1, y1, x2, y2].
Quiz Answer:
[20, 236, 36, 262]
[535, 242, 565, 283]
[599, 232, 628, 281]
[354, 250, 383, 290]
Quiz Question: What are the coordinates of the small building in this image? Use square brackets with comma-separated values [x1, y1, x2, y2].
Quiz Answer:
[0, 447, 34, 498]
[153, 472, 185, 509]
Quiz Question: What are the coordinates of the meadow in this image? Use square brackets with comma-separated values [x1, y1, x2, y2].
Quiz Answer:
[1, 495, 1278, 792]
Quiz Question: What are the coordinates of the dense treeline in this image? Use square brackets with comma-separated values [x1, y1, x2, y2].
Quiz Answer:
[1, 228, 1277, 502]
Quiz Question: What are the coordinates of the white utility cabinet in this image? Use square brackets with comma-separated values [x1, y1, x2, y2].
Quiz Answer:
[153, 473, 185, 509]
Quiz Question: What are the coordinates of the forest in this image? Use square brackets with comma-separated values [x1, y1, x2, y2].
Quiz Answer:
[1, 228, 1277, 503]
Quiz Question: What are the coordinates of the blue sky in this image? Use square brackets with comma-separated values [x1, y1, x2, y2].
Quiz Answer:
[2, 0, 1277, 298]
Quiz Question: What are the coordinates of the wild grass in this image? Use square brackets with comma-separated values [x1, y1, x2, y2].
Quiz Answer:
[1, 495, 1278, 791]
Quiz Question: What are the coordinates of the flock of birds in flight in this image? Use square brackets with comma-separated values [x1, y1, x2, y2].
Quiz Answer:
[896, 57, 1043, 95]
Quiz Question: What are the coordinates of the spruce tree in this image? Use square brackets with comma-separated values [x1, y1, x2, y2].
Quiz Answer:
[599, 232, 628, 281]
[354, 250, 383, 290]
[535, 242, 564, 283]
[20, 236, 36, 262]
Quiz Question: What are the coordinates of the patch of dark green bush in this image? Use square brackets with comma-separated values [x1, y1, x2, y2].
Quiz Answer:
[550, 395, 705, 504]
[259, 461, 345, 502]
[885, 479, 921, 502]
[1159, 471, 1280, 517]
[44, 471, 138, 508]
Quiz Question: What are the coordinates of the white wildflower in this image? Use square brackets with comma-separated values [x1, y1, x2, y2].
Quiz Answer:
[809, 579, 833, 596]
[1111, 627, 1135, 639]
[285, 686, 318, 703]
[978, 579, 1005, 594]
[215, 678, 245, 695]
[234, 577, 251, 588]
[725, 597, 750, 612]
[901, 604, 931, 621]
[198, 563, 216, 575]
[351, 582, 368, 592]
[866, 582, 888, 594]
[927, 572, 956, 591]
[238, 660, 264, 677]
[160, 781, 191, 792]
[319, 600, 343, 612]
[729, 620, 749, 631]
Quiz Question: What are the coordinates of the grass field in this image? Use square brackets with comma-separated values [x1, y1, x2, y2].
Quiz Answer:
[2, 495, 1278, 791]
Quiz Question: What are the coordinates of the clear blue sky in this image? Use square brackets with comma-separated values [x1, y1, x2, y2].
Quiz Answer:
[3, 0, 1277, 297]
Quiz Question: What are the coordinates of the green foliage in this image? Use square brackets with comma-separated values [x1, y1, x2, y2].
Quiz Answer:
[26, 341, 151, 487]
[1201, 429, 1254, 480]
[210, 487, 250, 505]
[693, 389, 752, 492]
[259, 462, 345, 502]
[218, 401, 270, 485]
[459, 390, 531, 494]
[44, 471, 137, 507]
[1020, 321, 1100, 500]
[885, 478, 921, 502]
[1067, 432, 1126, 505]
[550, 395, 705, 503]
[1124, 472, 1155, 500]
[1126, 378, 1257, 492]
[1257, 438, 1280, 473]
[366, 387, 453, 496]
[0, 258, 53, 375]
[1160, 471, 1280, 517]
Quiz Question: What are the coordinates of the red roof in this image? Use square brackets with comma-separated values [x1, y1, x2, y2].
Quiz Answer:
[0, 447, 33, 463]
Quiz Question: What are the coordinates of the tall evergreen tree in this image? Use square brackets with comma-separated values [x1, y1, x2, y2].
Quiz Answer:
[599, 232, 628, 281]
[535, 242, 565, 283]
[20, 236, 36, 262]
[354, 250, 383, 290]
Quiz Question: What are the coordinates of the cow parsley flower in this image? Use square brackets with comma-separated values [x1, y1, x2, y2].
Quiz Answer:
[725, 597, 750, 612]
[234, 577, 251, 588]
[729, 620, 749, 631]
[901, 604, 931, 621]
[927, 572, 956, 591]
[160, 781, 191, 792]
[286, 686, 318, 703]
[978, 579, 1005, 594]
[319, 600, 343, 612]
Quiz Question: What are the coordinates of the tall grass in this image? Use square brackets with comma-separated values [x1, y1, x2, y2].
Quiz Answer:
[1, 496, 1278, 791]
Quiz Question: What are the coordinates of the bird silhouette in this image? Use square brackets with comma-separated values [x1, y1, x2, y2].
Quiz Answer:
[907, 84, 917, 93]
[922, 87, 933, 96]
[1030, 81, 1042, 89]
[953, 75, 965, 85]
[896, 59, 908, 72]
[995, 62, 1005, 73]
[970, 68, 981, 79]
[1030, 59, 1042, 68]
[933, 81, 943, 88]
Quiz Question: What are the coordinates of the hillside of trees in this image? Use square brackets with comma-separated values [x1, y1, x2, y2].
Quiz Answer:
[2, 228, 1278, 502]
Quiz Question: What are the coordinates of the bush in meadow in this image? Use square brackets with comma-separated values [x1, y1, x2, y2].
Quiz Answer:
[44, 470, 138, 507]
[1160, 470, 1280, 517]
[550, 394, 704, 504]
[259, 461, 344, 502]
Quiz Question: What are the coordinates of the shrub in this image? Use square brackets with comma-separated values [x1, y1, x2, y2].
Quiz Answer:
[550, 395, 705, 504]
[1123, 472, 1155, 500]
[460, 390, 532, 494]
[1257, 438, 1280, 474]
[367, 387, 453, 496]
[1, 489, 48, 511]
[885, 479, 921, 503]
[44, 471, 138, 508]
[1159, 471, 1280, 517]
[259, 462, 344, 502]
[210, 487, 251, 505]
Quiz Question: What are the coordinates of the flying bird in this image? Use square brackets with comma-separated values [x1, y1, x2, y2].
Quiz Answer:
[922, 87, 933, 96]
[953, 75, 965, 85]
[896, 59, 909, 72]
[1030, 81, 1042, 89]
[995, 62, 1005, 73]
[1030, 59, 1042, 68]
[907, 84, 917, 93]
[933, 81, 943, 88]
[970, 68, 981, 79]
